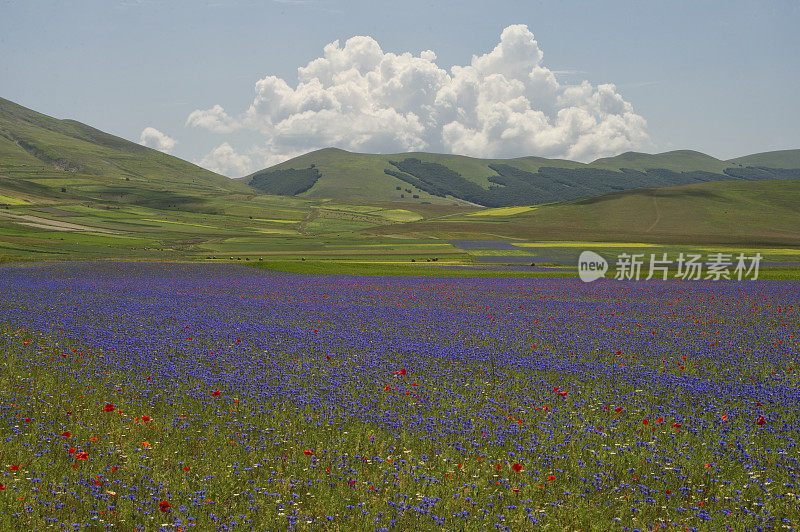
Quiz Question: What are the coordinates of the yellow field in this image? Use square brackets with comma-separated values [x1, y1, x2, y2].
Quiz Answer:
[694, 247, 800, 255]
[253, 229, 297, 234]
[468, 206, 535, 216]
[142, 218, 217, 228]
[0, 194, 31, 205]
[514, 242, 662, 248]
[377, 209, 423, 222]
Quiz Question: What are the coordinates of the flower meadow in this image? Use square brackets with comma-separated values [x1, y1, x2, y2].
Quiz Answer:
[0, 261, 798, 531]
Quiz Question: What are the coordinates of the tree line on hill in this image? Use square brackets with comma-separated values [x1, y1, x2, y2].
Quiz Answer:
[384, 158, 800, 206]
[247, 158, 800, 206]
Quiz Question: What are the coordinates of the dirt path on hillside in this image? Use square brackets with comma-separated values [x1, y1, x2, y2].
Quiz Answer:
[0, 211, 120, 234]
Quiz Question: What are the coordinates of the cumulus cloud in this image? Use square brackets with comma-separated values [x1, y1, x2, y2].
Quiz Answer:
[189, 24, 648, 165]
[197, 142, 252, 177]
[138, 127, 177, 154]
[186, 104, 237, 133]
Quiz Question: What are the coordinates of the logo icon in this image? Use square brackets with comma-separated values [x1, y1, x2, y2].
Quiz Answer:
[578, 251, 608, 283]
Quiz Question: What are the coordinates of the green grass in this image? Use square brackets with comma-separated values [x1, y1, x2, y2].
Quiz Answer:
[380, 178, 800, 246]
[728, 149, 800, 169]
[590, 149, 729, 172]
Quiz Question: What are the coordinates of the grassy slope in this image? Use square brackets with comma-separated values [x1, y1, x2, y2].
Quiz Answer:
[244, 148, 586, 204]
[727, 149, 800, 169]
[589, 149, 729, 172]
[0, 97, 250, 202]
[376, 178, 800, 246]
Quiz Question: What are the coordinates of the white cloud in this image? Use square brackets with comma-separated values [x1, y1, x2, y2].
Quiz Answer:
[138, 126, 177, 154]
[189, 24, 648, 165]
[186, 104, 237, 133]
[197, 142, 252, 177]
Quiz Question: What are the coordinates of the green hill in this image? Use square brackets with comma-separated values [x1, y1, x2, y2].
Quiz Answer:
[244, 147, 800, 207]
[378, 178, 800, 246]
[589, 149, 729, 172]
[0, 97, 250, 210]
[244, 148, 584, 206]
[727, 149, 800, 169]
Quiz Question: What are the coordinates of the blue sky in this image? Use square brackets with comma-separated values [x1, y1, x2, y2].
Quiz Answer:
[1, 0, 798, 176]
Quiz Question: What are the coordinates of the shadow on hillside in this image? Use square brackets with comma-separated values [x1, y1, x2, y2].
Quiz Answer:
[95, 187, 221, 214]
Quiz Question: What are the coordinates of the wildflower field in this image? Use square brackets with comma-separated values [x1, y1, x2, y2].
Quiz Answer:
[0, 261, 798, 531]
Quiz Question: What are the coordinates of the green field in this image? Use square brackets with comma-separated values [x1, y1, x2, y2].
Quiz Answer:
[376, 178, 800, 246]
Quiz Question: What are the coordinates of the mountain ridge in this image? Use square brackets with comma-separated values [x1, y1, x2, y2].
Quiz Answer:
[243, 146, 800, 207]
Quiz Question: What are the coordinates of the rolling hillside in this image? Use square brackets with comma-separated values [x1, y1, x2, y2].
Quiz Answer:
[727, 149, 800, 169]
[244, 147, 800, 207]
[0, 95, 797, 259]
[0, 97, 251, 211]
[375, 178, 800, 246]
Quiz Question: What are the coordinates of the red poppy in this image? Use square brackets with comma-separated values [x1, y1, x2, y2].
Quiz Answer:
[23, 418, 31, 423]
[494, 463, 502, 471]
[211, 390, 221, 397]
[512, 463, 522, 472]
[110, 466, 118, 472]
[159, 501, 171, 513]
[642, 418, 649, 425]
[558, 391, 568, 397]
[720, 414, 728, 422]
[183, 467, 190, 471]
[0, 483, 4, 490]
[673, 422, 682, 429]
[75, 452, 88, 460]
[656, 417, 664, 424]
[547, 475, 556, 481]
[399, 368, 407, 376]
[614, 407, 623, 413]
[303, 449, 314, 456]
[704, 463, 711, 468]
[61, 431, 71, 438]
[142, 416, 151, 423]
[757, 416, 766, 426]
[104, 404, 114, 413]
[68, 447, 77, 454]
[10, 466, 19, 471]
